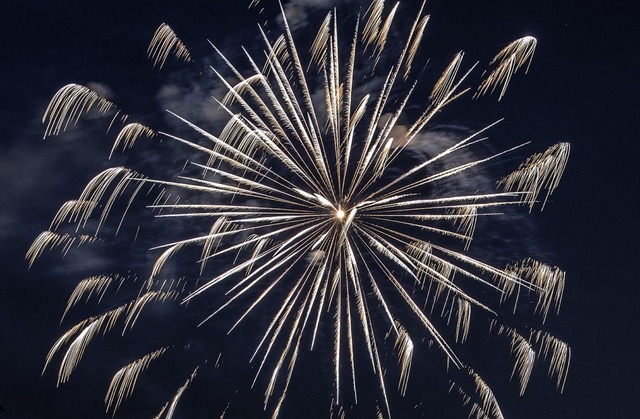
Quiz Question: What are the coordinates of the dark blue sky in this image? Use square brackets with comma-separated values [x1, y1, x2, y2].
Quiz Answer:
[1, 0, 637, 418]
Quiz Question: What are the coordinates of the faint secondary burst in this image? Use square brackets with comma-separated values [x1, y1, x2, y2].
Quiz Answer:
[29, 0, 571, 418]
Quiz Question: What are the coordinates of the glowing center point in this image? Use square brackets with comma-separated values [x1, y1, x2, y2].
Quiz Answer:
[336, 208, 345, 220]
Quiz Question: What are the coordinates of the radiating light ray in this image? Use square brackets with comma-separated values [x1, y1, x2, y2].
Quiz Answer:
[153, 367, 199, 419]
[31, 1, 570, 417]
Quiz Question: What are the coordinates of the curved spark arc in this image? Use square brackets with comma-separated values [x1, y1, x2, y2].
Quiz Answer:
[31, 1, 571, 418]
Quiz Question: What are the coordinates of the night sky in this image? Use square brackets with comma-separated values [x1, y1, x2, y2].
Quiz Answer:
[1, 0, 638, 418]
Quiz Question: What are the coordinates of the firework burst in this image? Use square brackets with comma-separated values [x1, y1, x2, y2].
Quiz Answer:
[29, 1, 570, 417]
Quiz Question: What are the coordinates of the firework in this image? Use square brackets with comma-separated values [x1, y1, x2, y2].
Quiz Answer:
[29, 1, 570, 417]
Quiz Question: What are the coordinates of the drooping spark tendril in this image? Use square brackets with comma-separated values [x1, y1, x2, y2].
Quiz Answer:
[29, 1, 570, 417]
